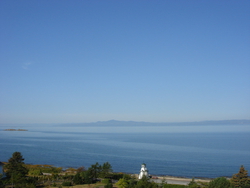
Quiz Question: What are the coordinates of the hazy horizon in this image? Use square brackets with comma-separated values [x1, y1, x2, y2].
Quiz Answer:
[1, 119, 250, 126]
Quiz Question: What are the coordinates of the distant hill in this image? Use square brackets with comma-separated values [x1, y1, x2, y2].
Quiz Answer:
[56, 119, 250, 127]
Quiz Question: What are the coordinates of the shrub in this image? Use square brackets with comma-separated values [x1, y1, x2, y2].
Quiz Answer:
[208, 177, 230, 188]
[163, 184, 187, 188]
[105, 182, 113, 188]
[62, 181, 72, 186]
[52, 182, 57, 187]
[102, 179, 111, 184]
[73, 172, 83, 184]
[28, 169, 42, 176]
[110, 173, 124, 180]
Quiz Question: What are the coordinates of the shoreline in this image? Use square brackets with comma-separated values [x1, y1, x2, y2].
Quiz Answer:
[1, 162, 213, 186]
[151, 175, 211, 185]
[132, 174, 212, 185]
[1, 161, 221, 185]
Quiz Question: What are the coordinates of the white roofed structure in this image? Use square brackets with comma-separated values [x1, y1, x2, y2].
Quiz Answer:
[138, 163, 149, 179]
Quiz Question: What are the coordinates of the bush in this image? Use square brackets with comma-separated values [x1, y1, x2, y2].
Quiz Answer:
[105, 182, 113, 188]
[28, 169, 42, 176]
[73, 172, 83, 184]
[102, 179, 111, 184]
[26, 164, 62, 174]
[208, 177, 230, 188]
[110, 173, 124, 180]
[62, 181, 72, 186]
[52, 182, 57, 187]
[163, 184, 187, 188]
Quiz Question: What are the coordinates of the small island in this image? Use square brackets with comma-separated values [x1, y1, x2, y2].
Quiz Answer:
[4, 129, 28, 131]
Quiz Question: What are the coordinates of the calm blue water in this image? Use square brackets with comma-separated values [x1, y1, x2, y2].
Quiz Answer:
[0, 124, 250, 178]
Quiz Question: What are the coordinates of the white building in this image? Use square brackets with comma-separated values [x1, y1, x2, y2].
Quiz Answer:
[138, 163, 149, 179]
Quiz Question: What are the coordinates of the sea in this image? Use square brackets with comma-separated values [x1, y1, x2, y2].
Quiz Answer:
[0, 122, 250, 179]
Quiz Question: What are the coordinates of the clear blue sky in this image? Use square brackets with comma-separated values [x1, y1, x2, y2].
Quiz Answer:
[0, 0, 249, 124]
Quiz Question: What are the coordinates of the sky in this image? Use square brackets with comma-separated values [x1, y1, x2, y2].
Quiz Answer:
[0, 0, 249, 124]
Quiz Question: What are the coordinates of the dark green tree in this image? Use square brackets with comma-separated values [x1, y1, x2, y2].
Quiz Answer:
[88, 162, 101, 180]
[208, 177, 230, 188]
[4, 152, 28, 187]
[135, 175, 158, 188]
[82, 170, 94, 184]
[105, 182, 113, 188]
[163, 184, 187, 188]
[0, 173, 4, 188]
[128, 178, 137, 188]
[188, 178, 201, 188]
[231, 165, 250, 188]
[73, 172, 84, 185]
[101, 162, 113, 178]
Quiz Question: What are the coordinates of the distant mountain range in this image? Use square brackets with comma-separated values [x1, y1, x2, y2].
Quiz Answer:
[57, 119, 250, 127]
[1, 119, 249, 127]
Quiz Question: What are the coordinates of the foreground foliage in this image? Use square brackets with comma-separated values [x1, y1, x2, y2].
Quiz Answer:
[3, 152, 31, 187]
[208, 177, 230, 188]
[1, 152, 250, 188]
[231, 165, 250, 188]
[164, 185, 186, 188]
[26, 164, 62, 175]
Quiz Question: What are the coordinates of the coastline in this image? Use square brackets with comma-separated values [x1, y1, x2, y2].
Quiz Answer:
[132, 174, 211, 185]
[156, 176, 210, 185]
[1, 161, 212, 186]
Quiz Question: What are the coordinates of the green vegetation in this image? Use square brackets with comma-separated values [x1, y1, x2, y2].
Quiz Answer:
[73, 172, 84, 185]
[62, 181, 72, 186]
[135, 175, 158, 188]
[26, 164, 62, 175]
[163, 185, 186, 188]
[117, 178, 129, 188]
[1, 152, 250, 188]
[102, 179, 111, 184]
[230, 165, 250, 188]
[0, 174, 3, 188]
[1, 152, 40, 187]
[101, 162, 113, 178]
[208, 177, 230, 188]
[3, 151, 31, 187]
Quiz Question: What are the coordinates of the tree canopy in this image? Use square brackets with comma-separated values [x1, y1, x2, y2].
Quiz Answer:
[208, 177, 230, 188]
[4, 152, 29, 187]
[231, 165, 250, 188]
